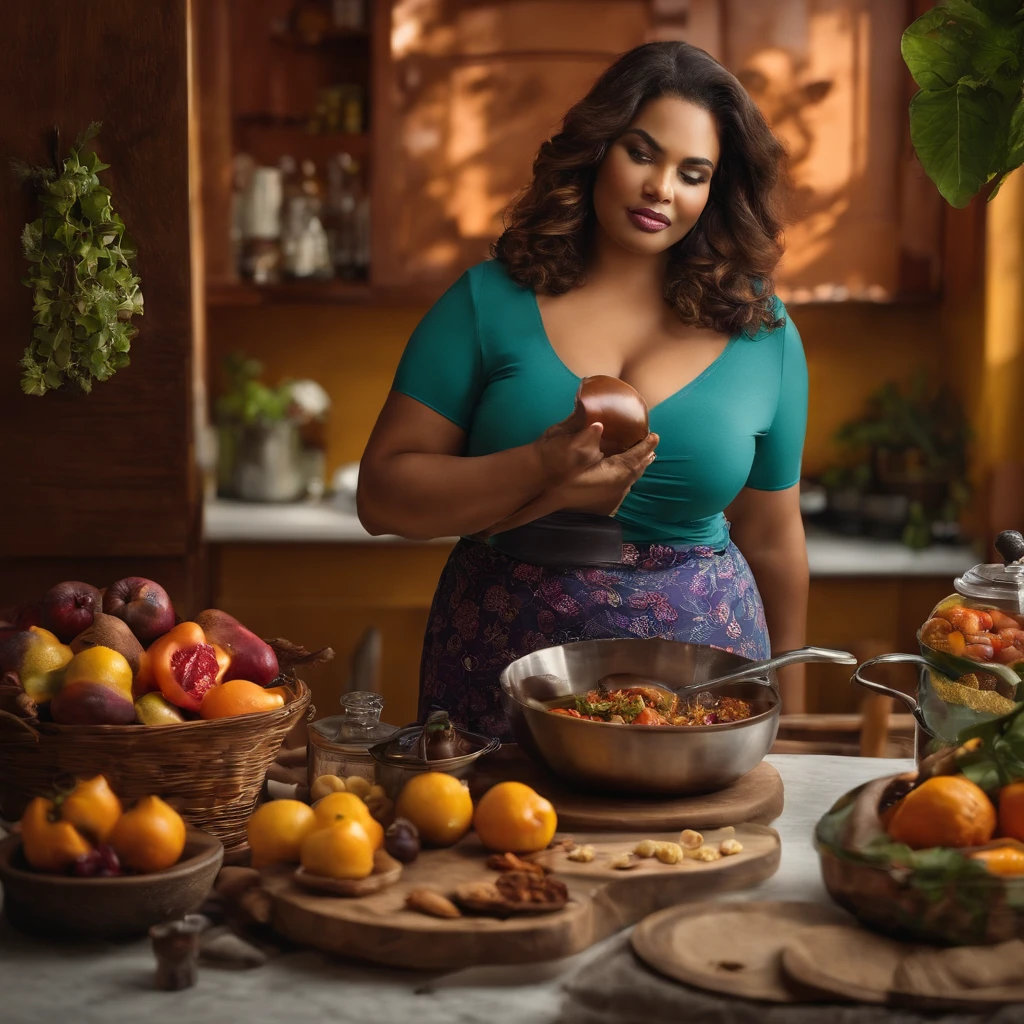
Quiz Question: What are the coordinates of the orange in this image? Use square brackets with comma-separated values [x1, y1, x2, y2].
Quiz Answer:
[58, 775, 122, 843]
[19, 796, 92, 873]
[472, 781, 557, 854]
[886, 775, 996, 850]
[198, 679, 285, 719]
[300, 818, 374, 880]
[969, 845, 1024, 876]
[394, 772, 474, 847]
[63, 646, 133, 700]
[313, 791, 383, 849]
[108, 795, 187, 873]
[247, 799, 318, 867]
[998, 781, 1024, 842]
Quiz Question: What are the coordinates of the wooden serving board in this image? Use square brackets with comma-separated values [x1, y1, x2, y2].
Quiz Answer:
[261, 824, 780, 970]
[630, 900, 852, 1003]
[471, 747, 784, 831]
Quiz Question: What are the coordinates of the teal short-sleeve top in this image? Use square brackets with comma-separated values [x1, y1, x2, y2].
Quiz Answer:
[391, 259, 808, 551]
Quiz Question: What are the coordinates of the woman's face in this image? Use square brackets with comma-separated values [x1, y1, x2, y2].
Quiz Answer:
[592, 95, 720, 256]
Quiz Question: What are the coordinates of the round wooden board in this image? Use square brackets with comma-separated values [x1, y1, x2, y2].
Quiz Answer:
[261, 825, 780, 970]
[781, 925, 1024, 1010]
[630, 900, 852, 1003]
[472, 748, 784, 831]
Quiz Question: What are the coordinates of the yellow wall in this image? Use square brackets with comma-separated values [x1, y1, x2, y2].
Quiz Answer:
[208, 300, 948, 482]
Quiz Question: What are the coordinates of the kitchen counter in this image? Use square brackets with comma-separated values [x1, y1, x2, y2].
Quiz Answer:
[203, 499, 980, 577]
[0, 754, 913, 1024]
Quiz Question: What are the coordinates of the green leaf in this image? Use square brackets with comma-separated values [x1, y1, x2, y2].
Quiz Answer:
[909, 81, 1007, 206]
[902, 7, 979, 90]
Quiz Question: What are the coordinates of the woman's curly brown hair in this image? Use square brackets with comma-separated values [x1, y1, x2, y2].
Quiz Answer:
[493, 41, 787, 337]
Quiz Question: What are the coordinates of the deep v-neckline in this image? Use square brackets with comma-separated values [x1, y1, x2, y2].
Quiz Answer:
[529, 291, 740, 413]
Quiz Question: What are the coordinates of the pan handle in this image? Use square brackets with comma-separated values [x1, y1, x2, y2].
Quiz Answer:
[850, 653, 931, 730]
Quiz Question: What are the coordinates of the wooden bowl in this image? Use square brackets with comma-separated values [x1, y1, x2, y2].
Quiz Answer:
[0, 827, 223, 940]
[815, 775, 1024, 946]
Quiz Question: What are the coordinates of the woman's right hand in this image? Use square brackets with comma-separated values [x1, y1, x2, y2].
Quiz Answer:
[549, 431, 659, 516]
[532, 414, 606, 485]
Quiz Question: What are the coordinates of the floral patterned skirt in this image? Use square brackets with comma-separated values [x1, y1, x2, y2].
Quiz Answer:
[417, 537, 769, 739]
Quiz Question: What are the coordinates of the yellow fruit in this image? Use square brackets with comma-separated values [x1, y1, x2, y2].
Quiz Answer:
[300, 818, 374, 879]
[108, 795, 186, 873]
[473, 781, 557, 854]
[394, 772, 473, 847]
[313, 791, 382, 849]
[970, 845, 1024, 876]
[20, 796, 92, 873]
[310, 775, 347, 802]
[63, 645, 133, 700]
[59, 775, 122, 843]
[18, 626, 74, 704]
[247, 799, 318, 867]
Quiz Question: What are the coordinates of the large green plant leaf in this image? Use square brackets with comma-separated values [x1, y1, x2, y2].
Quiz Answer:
[909, 81, 1007, 207]
[902, 7, 978, 89]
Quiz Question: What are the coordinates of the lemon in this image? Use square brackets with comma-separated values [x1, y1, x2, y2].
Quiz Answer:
[394, 772, 473, 847]
[247, 799, 318, 867]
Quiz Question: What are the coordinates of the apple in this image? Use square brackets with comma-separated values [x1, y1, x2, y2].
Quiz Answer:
[40, 582, 101, 643]
[103, 577, 176, 646]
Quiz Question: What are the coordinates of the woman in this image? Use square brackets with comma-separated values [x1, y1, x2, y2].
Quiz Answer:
[358, 41, 809, 738]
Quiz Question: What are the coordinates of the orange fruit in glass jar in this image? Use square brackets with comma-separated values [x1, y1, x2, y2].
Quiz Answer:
[300, 818, 374, 879]
[394, 772, 474, 847]
[199, 679, 285, 719]
[313, 791, 383, 849]
[58, 775, 122, 843]
[108, 795, 187, 873]
[969, 845, 1024, 876]
[886, 776, 996, 850]
[473, 781, 557, 854]
[247, 799, 318, 867]
[998, 781, 1024, 842]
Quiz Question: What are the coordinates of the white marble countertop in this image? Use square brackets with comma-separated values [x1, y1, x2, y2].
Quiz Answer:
[0, 754, 911, 1024]
[203, 498, 980, 577]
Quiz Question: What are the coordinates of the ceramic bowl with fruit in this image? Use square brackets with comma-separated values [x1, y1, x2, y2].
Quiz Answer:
[0, 775, 223, 939]
[815, 706, 1024, 946]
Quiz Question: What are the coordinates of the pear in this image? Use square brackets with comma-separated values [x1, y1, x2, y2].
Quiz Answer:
[0, 626, 73, 704]
[194, 609, 279, 686]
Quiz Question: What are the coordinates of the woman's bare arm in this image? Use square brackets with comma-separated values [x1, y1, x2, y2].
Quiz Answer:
[357, 391, 604, 541]
[725, 484, 809, 714]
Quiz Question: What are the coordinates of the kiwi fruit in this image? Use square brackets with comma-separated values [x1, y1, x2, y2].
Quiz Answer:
[70, 612, 144, 676]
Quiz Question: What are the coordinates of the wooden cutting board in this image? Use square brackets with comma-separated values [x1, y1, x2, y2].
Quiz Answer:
[630, 900, 852, 1003]
[262, 824, 780, 970]
[471, 747, 784, 831]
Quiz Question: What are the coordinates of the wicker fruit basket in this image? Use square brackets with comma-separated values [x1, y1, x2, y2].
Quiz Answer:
[0, 678, 311, 851]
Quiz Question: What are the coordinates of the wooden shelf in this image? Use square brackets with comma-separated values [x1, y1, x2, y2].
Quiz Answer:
[206, 278, 437, 307]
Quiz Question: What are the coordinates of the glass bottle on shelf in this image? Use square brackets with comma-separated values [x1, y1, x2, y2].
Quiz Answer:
[326, 152, 358, 279]
[307, 690, 399, 786]
[240, 166, 283, 285]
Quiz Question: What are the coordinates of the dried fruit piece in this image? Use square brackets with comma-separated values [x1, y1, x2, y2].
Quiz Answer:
[634, 839, 659, 858]
[655, 842, 683, 864]
[719, 839, 744, 856]
[609, 852, 639, 870]
[487, 852, 547, 876]
[384, 818, 421, 864]
[692, 845, 722, 862]
[678, 829, 703, 850]
[495, 871, 568, 904]
[567, 844, 595, 862]
[406, 888, 461, 919]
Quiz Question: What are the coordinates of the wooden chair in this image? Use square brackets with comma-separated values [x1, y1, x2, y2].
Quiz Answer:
[771, 639, 916, 758]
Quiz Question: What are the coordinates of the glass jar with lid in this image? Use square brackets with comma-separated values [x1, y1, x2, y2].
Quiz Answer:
[307, 690, 399, 787]
[853, 530, 1024, 753]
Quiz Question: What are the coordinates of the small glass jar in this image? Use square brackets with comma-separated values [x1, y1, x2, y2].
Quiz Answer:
[307, 691, 398, 787]
[918, 530, 1024, 718]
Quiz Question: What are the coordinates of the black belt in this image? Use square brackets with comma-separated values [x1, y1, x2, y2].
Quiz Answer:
[486, 510, 624, 567]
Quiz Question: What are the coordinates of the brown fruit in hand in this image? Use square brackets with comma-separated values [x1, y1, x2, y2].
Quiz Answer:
[103, 577, 176, 647]
[40, 581, 101, 643]
[571, 375, 649, 456]
[194, 609, 279, 686]
[70, 612, 144, 677]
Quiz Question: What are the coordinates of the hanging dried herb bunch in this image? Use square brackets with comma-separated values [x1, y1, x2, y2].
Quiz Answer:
[12, 122, 144, 396]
